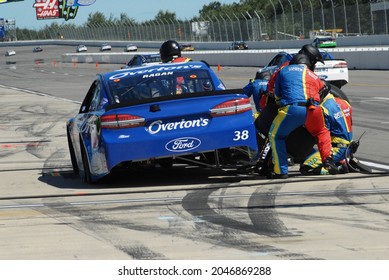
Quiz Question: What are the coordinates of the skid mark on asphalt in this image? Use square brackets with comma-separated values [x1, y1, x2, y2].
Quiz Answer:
[248, 186, 292, 236]
[180, 186, 315, 259]
[39, 198, 169, 260]
[335, 182, 389, 217]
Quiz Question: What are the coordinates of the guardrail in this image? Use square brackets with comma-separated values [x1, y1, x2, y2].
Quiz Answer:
[3, 37, 389, 70]
[62, 47, 389, 70]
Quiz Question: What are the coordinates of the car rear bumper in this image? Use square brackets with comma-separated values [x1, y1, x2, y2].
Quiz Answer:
[101, 114, 258, 171]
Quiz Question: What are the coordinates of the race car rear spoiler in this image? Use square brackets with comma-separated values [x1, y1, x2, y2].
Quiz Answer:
[106, 88, 245, 111]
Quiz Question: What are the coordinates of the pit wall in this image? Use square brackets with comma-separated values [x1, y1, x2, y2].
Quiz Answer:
[4, 35, 387, 69]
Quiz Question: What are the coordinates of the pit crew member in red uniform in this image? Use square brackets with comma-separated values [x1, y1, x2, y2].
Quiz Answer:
[300, 87, 353, 175]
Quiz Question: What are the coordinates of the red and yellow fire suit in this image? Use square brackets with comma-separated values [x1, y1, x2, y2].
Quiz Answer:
[301, 94, 353, 174]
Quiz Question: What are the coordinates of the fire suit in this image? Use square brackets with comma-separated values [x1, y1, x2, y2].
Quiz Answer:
[269, 60, 332, 164]
[171, 56, 192, 63]
[267, 61, 289, 95]
[243, 78, 269, 113]
[269, 63, 325, 176]
[300, 94, 353, 175]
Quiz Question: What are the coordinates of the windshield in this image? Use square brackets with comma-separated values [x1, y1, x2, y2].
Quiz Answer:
[108, 69, 214, 103]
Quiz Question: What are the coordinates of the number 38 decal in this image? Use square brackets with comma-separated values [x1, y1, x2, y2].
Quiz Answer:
[233, 130, 249, 141]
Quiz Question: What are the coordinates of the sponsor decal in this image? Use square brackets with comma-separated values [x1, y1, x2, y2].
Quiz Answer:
[307, 69, 319, 80]
[165, 137, 201, 152]
[142, 72, 173, 79]
[78, 115, 98, 134]
[217, 83, 226, 90]
[148, 118, 209, 135]
[109, 65, 204, 80]
[342, 107, 351, 118]
[333, 111, 343, 119]
[318, 75, 328, 80]
[288, 66, 303, 72]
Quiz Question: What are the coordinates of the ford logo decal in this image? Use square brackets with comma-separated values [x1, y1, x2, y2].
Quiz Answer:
[165, 137, 201, 152]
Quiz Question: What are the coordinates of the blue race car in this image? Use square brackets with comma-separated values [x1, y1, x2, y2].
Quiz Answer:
[123, 53, 161, 68]
[67, 61, 258, 183]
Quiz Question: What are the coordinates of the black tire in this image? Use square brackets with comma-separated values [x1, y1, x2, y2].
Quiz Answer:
[286, 126, 316, 163]
[81, 141, 93, 184]
[330, 84, 350, 103]
[67, 128, 79, 174]
[158, 158, 173, 168]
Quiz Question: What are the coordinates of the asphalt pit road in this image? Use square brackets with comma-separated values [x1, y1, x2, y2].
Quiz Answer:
[34, 59, 45, 65]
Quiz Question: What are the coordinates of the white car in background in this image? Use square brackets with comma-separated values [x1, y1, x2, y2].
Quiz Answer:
[124, 44, 137, 52]
[259, 50, 348, 89]
[76, 45, 88, 52]
[314, 57, 348, 88]
[99, 43, 112, 51]
[5, 50, 16, 56]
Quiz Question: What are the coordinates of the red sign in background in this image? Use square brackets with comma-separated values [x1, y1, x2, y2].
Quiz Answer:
[33, 0, 60, 20]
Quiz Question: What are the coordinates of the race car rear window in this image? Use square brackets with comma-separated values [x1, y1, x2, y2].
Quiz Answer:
[108, 69, 214, 103]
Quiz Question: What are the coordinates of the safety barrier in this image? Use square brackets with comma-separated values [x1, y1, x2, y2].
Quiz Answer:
[3, 37, 389, 70]
[62, 47, 389, 70]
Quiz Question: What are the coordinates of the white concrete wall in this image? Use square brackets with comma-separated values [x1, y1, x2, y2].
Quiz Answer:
[62, 47, 389, 70]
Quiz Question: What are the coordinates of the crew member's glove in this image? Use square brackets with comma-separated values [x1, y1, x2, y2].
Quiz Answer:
[319, 80, 331, 102]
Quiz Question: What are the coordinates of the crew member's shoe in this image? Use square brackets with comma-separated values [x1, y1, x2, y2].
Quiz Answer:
[338, 159, 349, 174]
[267, 173, 288, 179]
[323, 157, 339, 175]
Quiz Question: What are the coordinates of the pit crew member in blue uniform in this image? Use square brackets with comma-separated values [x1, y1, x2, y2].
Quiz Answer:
[255, 44, 329, 176]
[267, 44, 324, 95]
[243, 71, 271, 115]
[268, 54, 329, 179]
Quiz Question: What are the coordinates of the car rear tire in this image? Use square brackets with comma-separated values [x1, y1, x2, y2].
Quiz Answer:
[330, 84, 350, 103]
[158, 158, 173, 168]
[81, 141, 93, 184]
[67, 129, 79, 174]
[286, 126, 316, 163]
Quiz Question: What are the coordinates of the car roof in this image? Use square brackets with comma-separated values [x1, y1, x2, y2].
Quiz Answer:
[285, 50, 334, 60]
[141, 53, 160, 58]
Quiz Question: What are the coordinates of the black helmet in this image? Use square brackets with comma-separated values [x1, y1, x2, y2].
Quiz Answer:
[290, 53, 312, 69]
[299, 44, 324, 66]
[255, 70, 271, 80]
[160, 40, 181, 62]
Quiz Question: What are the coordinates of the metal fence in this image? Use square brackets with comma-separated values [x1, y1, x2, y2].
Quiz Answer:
[15, 1, 389, 42]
